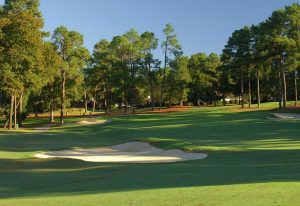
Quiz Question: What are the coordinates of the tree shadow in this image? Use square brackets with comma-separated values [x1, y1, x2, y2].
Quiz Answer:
[0, 107, 300, 199]
[1, 108, 299, 152]
[0, 149, 299, 199]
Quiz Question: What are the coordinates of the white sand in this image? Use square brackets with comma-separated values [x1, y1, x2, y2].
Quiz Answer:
[78, 119, 111, 125]
[272, 113, 300, 119]
[33, 119, 110, 132]
[34, 124, 52, 132]
[35, 142, 207, 163]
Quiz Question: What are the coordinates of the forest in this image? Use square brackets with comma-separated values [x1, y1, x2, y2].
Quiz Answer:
[0, 0, 299, 130]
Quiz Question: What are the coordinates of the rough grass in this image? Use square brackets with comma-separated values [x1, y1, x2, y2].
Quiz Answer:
[0, 102, 300, 206]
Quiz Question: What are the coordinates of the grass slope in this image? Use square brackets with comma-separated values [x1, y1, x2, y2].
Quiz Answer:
[0, 103, 300, 206]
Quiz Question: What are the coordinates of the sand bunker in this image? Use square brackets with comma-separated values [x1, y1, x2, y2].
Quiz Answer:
[34, 124, 52, 132]
[78, 119, 111, 125]
[272, 113, 300, 119]
[35, 142, 207, 163]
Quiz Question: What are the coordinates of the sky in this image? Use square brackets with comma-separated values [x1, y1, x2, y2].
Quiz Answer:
[2, 0, 299, 58]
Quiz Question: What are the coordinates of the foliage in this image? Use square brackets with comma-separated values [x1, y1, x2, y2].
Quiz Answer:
[0, 2, 299, 126]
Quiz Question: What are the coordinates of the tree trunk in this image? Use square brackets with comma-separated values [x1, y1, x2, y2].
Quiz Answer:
[92, 99, 96, 113]
[109, 89, 113, 112]
[282, 71, 287, 109]
[160, 44, 168, 110]
[18, 92, 23, 127]
[60, 70, 66, 124]
[84, 90, 88, 114]
[278, 72, 282, 109]
[104, 85, 108, 114]
[123, 72, 128, 114]
[104, 98, 108, 114]
[241, 74, 244, 109]
[92, 90, 96, 113]
[150, 88, 154, 111]
[132, 89, 136, 113]
[124, 101, 128, 114]
[8, 95, 14, 130]
[159, 91, 163, 109]
[50, 102, 54, 123]
[123, 91, 128, 114]
[50, 85, 55, 123]
[14, 95, 17, 129]
[222, 92, 226, 106]
[295, 71, 298, 106]
[132, 95, 136, 114]
[148, 60, 155, 111]
[130, 62, 136, 114]
[256, 72, 260, 108]
[197, 93, 200, 106]
[248, 72, 251, 107]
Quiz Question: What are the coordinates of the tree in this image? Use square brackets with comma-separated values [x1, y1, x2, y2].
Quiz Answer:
[285, 3, 300, 106]
[0, 0, 45, 129]
[169, 56, 191, 105]
[251, 24, 273, 108]
[91, 39, 113, 114]
[141, 31, 159, 111]
[188, 53, 218, 106]
[52, 26, 90, 124]
[40, 42, 61, 122]
[160, 23, 181, 108]
[206, 53, 221, 106]
[110, 35, 131, 113]
[124, 29, 143, 113]
[260, 8, 297, 109]
[222, 26, 254, 108]
[218, 63, 234, 106]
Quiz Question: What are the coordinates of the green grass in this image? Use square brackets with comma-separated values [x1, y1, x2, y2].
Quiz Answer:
[0, 103, 300, 206]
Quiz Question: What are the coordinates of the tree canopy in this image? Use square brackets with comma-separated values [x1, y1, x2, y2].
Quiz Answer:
[0, 1, 299, 129]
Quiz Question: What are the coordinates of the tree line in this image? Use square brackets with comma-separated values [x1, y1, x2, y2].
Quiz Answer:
[221, 3, 299, 109]
[0, 0, 299, 130]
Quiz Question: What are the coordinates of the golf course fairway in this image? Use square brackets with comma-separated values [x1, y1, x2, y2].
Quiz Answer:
[0, 103, 299, 206]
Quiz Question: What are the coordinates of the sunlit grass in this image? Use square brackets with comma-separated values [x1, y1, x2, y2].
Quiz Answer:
[0, 102, 300, 205]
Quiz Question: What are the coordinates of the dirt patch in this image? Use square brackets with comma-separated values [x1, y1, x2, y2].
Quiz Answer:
[35, 142, 207, 163]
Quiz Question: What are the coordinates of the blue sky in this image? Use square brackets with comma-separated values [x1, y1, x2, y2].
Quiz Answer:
[2, 0, 299, 58]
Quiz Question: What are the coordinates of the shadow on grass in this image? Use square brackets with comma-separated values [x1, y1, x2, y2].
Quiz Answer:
[0, 108, 300, 153]
[0, 106, 300, 199]
[0, 149, 299, 199]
